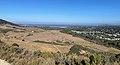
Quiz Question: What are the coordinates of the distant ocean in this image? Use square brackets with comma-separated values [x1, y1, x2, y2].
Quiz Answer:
[19, 24, 72, 28]
[19, 23, 120, 28]
[19, 24, 98, 27]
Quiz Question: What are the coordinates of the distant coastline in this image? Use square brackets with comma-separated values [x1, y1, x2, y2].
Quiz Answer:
[19, 23, 120, 28]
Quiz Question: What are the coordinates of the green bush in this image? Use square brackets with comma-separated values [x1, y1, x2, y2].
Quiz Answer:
[29, 58, 39, 65]
[68, 45, 81, 55]
[12, 43, 19, 47]
[0, 41, 119, 65]
[41, 52, 53, 58]
[90, 54, 104, 65]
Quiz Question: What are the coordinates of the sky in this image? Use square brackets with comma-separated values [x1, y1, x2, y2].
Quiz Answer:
[0, 0, 120, 25]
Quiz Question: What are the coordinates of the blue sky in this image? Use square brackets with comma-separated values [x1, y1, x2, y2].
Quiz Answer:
[0, 0, 120, 25]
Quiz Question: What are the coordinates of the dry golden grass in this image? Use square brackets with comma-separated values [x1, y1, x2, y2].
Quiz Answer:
[0, 25, 120, 53]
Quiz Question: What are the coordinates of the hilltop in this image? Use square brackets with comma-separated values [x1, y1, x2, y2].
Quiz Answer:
[0, 19, 19, 26]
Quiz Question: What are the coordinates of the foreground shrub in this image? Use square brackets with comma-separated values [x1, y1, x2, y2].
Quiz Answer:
[12, 43, 19, 47]
[41, 52, 53, 58]
[89, 54, 104, 65]
[68, 45, 81, 55]
[14, 59, 27, 65]
[0, 42, 119, 65]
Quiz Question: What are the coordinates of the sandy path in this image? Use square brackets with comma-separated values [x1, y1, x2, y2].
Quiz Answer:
[0, 59, 11, 65]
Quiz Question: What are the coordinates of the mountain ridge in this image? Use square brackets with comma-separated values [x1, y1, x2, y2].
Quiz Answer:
[0, 19, 19, 26]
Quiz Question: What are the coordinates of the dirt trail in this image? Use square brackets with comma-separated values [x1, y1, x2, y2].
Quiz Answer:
[53, 45, 61, 52]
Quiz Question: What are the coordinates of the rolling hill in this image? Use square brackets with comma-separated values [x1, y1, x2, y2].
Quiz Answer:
[0, 19, 120, 65]
[0, 19, 19, 26]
